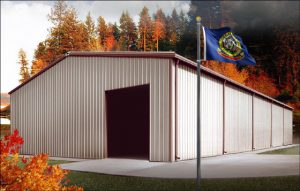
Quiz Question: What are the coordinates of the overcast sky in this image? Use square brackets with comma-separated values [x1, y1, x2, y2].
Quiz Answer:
[1, 1, 190, 93]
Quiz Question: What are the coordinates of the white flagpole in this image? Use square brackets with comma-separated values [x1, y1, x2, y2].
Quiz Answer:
[202, 26, 207, 61]
[196, 16, 202, 191]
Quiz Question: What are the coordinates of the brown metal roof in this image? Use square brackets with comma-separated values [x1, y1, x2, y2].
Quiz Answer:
[9, 51, 293, 110]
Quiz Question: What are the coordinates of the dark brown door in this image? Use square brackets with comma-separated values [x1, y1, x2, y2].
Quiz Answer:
[106, 84, 150, 159]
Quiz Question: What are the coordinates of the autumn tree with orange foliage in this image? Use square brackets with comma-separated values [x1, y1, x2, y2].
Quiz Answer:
[105, 24, 117, 51]
[17, 49, 31, 84]
[202, 61, 280, 98]
[153, 9, 166, 51]
[245, 68, 279, 97]
[31, 59, 46, 76]
[202, 60, 248, 84]
[0, 130, 83, 191]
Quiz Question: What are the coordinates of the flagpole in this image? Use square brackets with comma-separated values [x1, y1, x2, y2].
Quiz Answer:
[196, 16, 202, 191]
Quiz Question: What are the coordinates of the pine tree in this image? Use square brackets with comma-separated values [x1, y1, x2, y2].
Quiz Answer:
[119, 11, 137, 50]
[30, 41, 49, 75]
[18, 49, 30, 83]
[33, 42, 49, 63]
[48, 0, 67, 27]
[97, 16, 107, 50]
[31, 59, 46, 76]
[138, 6, 153, 51]
[153, 9, 166, 51]
[85, 12, 97, 50]
[47, 1, 88, 59]
[112, 22, 120, 42]
[164, 9, 178, 51]
[179, 1, 222, 59]
[177, 10, 188, 39]
[47, 0, 68, 59]
[188, 0, 222, 31]
[176, 10, 189, 55]
[105, 24, 117, 51]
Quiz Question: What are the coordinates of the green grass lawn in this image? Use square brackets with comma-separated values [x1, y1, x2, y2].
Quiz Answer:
[260, 145, 300, 155]
[16, 158, 72, 168]
[65, 171, 300, 191]
[47, 160, 299, 191]
[7, 159, 300, 191]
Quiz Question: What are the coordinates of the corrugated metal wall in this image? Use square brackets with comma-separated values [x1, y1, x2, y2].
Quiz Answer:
[11, 57, 170, 161]
[271, 104, 284, 147]
[177, 65, 196, 160]
[176, 64, 292, 160]
[284, 109, 293, 145]
[224, 84, 253, 153]
[253, 97, 272, 150]
[10, 55, 294, 161]
[177, 64, 223, 160]
[200, 72, 223, 157]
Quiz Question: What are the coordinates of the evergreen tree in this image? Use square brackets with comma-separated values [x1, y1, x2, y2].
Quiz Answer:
[138, 6, 153, 51]
[119, 11, 137, 50]
[45, 1, 88, 61]
[18, 49, 30, 83]
[112, 22, 120, 42]
[164, 9, 178, 51]
[97, 16, 107, 50]
[47, 0, 68, 60]
[105, 23, 117, 51]
[176, 10, 189, 55]
[30, 42, 49, 75]
[177, 10, 188, 39]
[84, 12, 97, 50]
[31, 59, 46, 76]
[48, 0, 68, 27]
[152, 8, 166, 51]
[178, 1, 222, 59]
[188, 0, 221, 31]
[33, 42, 48, 63]
[112, 22, 121, 50]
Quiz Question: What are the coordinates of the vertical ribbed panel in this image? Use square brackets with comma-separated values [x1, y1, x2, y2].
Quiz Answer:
[177, 65, 196, 160]
[10, 57, 170, 161]
[201, 72, 223, 157]
[253, 96, 272, 150]
[283, 109, 293, 145]
[177, 65, 223, 160]
[272, 104, 284, 147]
[224, 84, 252, 153]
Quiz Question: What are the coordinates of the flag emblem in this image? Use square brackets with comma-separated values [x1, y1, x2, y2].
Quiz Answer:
[217, 32, 245, 61]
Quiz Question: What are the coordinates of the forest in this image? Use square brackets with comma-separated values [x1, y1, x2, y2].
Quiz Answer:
[17, 1, 299, 111]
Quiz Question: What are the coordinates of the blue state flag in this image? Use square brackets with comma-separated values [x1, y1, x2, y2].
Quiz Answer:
[203, 27, 256, 65]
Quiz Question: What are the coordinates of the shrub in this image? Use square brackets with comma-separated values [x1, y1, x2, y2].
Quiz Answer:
[0, 129, 83, 191]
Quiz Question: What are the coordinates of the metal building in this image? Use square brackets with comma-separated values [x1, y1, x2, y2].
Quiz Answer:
[9, 52, 293, 162]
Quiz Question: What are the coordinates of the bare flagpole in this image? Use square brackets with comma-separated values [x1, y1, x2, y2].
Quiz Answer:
[196, 16, 202, 191]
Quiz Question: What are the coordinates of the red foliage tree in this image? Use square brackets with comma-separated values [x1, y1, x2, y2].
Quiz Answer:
[0, 130, 83, 191]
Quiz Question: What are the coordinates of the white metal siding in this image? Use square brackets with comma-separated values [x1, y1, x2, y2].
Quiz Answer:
[177, 65, 223, 160]
[224, 84, 252, 153]
[284, 109, 293, 145]
[10, 54, 294, 161]
[11, 57, 170, 161]
[253, 97, 272, 150]
[271, 104, 284, 147]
